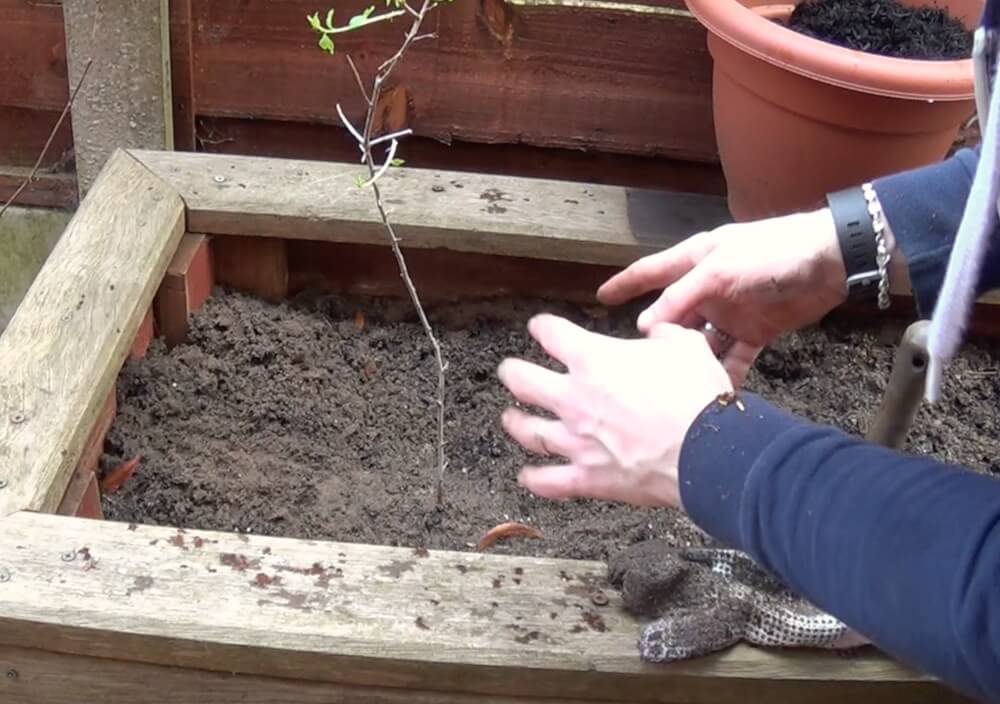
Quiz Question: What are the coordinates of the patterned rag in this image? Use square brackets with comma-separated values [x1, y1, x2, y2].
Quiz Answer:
[926, 3, 1000, 403]
[608, 540, 870, 661]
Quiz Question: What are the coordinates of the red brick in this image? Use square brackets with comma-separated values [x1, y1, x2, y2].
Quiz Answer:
[130, 307, 155, 360]
[156, 233, 214, 347]
[56, 387, 116, 519]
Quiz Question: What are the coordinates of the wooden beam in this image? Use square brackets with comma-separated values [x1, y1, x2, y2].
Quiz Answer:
[0, 149, 185, 518]
[0, 512, 959, 703]
[131, 150, 730, 266]
[62, 0, 174, 198]
[133, 150, 1000, 318]
[0, 166, 77, 211]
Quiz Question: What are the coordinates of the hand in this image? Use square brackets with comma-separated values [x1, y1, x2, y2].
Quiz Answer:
[496, 314, 732, 508]
[596, 209, 848, 386]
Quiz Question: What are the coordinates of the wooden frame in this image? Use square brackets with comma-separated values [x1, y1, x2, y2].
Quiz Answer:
[0, 149, 968, 703]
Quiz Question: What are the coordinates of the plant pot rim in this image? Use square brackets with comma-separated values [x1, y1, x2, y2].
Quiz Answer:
[684, 0, 976, 101]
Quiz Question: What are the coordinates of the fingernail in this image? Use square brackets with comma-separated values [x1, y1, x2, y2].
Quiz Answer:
[637, 310, 651, 331]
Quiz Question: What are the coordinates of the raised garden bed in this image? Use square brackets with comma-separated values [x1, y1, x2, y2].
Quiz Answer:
[0, 149, 986, 703]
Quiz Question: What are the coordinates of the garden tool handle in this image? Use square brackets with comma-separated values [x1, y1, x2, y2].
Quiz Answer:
[865, 320, 929, 449]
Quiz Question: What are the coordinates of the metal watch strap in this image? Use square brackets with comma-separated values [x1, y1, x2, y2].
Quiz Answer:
[826, 185, 889, 307]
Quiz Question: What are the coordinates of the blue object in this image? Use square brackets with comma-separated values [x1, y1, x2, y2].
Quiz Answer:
[677, 146, 1000, 701]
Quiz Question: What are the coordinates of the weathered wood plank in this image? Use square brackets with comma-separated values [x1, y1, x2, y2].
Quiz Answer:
[0, 512, 958, 703]
[0, 150, 185, 518]
[194, 116, 728, 194]
[188, 0, 715, 160]
[62, 0, 174, 196]
[0, 166, 77, 211]
[0, 643, 633, 704]
[131, 150, 730, 266]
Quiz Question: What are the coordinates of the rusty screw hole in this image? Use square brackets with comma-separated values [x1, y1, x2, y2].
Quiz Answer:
[589, 589, 609, 606]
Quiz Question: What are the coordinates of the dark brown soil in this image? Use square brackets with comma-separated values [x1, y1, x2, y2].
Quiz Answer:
[787, 0, 973, 60]
[102, 288, 1000, 561]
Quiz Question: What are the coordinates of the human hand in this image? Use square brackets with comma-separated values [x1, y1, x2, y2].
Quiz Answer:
[496, 314, 732, 508]
[597, 209, 848, 386]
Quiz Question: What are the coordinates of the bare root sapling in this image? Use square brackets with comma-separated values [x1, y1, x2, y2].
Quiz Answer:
[308, 2, 452, 507]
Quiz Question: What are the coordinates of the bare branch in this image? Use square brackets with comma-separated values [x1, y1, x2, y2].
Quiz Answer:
[345, 0, 449, 507]
[0, 58, 93, 221]
[344, 54, 372, 106]
[361, 138, 401, 187]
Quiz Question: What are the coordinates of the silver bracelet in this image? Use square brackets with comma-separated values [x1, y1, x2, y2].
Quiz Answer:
[861, 182, 892, 310]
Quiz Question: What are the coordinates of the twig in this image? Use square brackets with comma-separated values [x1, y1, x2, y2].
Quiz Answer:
[335, 0, 449, 506]
[0, 58, 93, 221]
[344, 54, 372, 106]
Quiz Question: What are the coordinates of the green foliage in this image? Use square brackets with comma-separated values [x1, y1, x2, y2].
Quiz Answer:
[307, 5, 405, 55]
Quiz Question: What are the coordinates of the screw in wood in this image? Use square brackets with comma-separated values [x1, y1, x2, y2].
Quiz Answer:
[8, 412, 24, 424]
[0, 479, 7, 490]
[61, 551, 76, 562]
[589, 589, 609, 607]
[5, 669, 17, 680]
[0, 568, 10, 583]
[213, 175, 226, 183]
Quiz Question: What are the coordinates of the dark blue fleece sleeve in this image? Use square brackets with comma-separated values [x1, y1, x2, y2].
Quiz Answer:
[873, 146, 1000, 316]
[678, 392, 1000, 702]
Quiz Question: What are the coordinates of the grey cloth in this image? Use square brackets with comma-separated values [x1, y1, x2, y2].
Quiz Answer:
[608, 540, 870, 663]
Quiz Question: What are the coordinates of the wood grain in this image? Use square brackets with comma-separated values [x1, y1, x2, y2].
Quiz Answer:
[0, 0, 68, 112]
[0, 512, 960, 703]
[0, 643, 629, 704]
[0, 150, 184, 518]
[194, 116, 728, 195]
[132, 150, 730, 266]
[0, 165, 77, 211]
[188, 0, 715, 160]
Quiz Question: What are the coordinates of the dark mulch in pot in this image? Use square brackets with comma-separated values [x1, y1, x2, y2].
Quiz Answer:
[786, 0, 973, 60]
[100, 288, 1000, 562]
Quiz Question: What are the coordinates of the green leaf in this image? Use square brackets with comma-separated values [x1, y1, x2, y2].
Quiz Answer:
[318, 33, 335, 53]
[354, 175, 367, 188]
[326, 8, 335, 26]
[390, 158, 405, 167]
[347, 7, 374, 27]
[307, 11, 322, 30]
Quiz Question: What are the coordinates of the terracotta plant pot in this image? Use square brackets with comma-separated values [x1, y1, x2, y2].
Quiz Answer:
[684, 0, 982, 221]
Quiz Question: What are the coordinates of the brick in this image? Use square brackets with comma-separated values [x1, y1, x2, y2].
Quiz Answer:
[56, 387, 116, 519]
[212, 235, 287, 302]
[129, 307, 155, 360]
[155, 233, 214, 347]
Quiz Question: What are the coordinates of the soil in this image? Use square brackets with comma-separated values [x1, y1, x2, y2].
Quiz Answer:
[102, 288, 1000, 562]
[786, 0, 973, 60]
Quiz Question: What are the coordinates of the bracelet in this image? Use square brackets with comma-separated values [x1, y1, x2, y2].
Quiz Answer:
[826, 184, 892, 310]
[862, 183, 892, 310]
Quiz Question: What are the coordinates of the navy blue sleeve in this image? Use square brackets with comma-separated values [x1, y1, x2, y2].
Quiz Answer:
[873, 146, 1000, 316]
[679, 392, 1000, 702]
